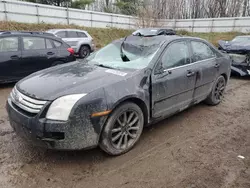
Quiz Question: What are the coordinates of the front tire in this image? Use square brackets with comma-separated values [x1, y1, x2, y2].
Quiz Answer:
[100, 102, 144, 156]
[205, 75, 226, 105]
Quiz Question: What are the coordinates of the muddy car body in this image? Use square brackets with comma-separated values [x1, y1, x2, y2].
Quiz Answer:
[218, 36, 250, 76]
[7, 35, 231, 155]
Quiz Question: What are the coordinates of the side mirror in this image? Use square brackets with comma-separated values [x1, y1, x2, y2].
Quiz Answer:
[154, 62, 172, 78]
[155, 62, 164, 75]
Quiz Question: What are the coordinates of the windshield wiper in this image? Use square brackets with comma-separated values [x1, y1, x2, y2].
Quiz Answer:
[94, 64, 116, 69]
[120, 37, 130, 62]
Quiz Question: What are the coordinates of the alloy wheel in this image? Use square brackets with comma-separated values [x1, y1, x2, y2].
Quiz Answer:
[110, 110, 140, 150]
[214, 79, 225, 101]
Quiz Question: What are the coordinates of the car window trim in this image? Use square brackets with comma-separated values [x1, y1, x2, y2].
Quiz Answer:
[190, 40, 216, 63]
[154, 39, 191, 74]
[165, 57, 216, 72]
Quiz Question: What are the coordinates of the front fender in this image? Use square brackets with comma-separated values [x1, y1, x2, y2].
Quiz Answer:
[104, 73, 151, 124]
[65, 88, 108, 149]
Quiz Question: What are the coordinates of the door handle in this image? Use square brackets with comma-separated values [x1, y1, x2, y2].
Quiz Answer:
[47, 52, 55, 55]
[214, 63, 220, 68]
[10, 55, 19, 60]
[186, 70, 195, 77]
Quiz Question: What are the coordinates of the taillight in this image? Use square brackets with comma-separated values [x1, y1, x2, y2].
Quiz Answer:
[67, 48, 74, 55]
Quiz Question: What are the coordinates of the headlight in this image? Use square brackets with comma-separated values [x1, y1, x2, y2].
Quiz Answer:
[46, 94, 87, 121]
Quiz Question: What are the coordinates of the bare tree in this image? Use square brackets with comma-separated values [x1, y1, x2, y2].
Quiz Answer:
[83, 0, 250, 18]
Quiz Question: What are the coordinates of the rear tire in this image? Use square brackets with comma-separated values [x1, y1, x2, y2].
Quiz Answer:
[205, 75, 226, 106]
[100, 102, 144, 156]
[79, 45, 90, 59]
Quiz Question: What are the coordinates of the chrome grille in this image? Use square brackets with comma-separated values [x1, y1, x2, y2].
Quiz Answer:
[10, 87, 47, 114]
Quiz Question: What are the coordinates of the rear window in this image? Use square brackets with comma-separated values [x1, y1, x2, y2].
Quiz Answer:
[53, 40, 62, 48]
[77, 32, 87, 38]
[0, 37, 18, 52]
[191, 41, 215, 62]
[23, 37, 46, 50]
[68, 31, 78, 38]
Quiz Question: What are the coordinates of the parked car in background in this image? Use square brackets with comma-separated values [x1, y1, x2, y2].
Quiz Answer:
[0, 31, 75, 83]
[132, 28, 176, 36]
[47, 29, 95, 58]
[7, 34, 231, 155]
[218, 36, 250, 76]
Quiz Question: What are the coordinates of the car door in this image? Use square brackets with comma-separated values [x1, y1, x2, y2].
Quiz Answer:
[151, 40, 197, 118]
[190, 40, 219, 103]
[0, 36, 22, 81]
[63, 31, 79, 50]
[21, 36, 52, 75]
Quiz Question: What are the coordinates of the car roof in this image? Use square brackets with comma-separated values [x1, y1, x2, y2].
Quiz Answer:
[124, 35, 208, 45]
[47, 29, 88, 33]
[133, 28, 176, 36]
[0, 31, 66, 43]
[118, 35, 179, 48]
[0, 31, 55, 37]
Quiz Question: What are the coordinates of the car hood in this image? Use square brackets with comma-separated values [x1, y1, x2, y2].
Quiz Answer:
[218, 40, 250, 53]
[16, 62, 135, 101]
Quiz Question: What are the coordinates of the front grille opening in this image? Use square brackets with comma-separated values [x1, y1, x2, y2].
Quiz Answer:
[11, 101, 37, 117]
[44, 132, 65, 140]
[10, 87, 47, 114]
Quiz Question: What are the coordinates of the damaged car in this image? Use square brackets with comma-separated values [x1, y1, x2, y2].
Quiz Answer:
[132, 28, 176, 37]
[218, 36, 250, 76]
[7, 35, 231, 155]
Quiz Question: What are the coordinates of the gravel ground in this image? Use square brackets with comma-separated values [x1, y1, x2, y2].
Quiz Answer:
[0, 78, 249, 188]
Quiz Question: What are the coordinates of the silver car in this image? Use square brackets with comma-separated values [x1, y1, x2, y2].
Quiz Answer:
[47, 29, 95, 58]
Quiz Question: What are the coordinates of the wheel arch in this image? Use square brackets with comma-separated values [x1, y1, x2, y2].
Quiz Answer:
[110, 96, 149, 127]
[79, 44, 91, 52]
[221, 73, 228, 83]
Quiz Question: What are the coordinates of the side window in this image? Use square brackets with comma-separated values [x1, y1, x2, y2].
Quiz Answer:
[0, 37, 18, 52]
[23, 37, 46, 50]
[77, 32, 87, 38]
[56, 31, 67, 38]
[161, 41, 190, 69]
[46, 39, 53, 49]
[67, 31, 78, 38]
[53, 40, 62, 48]
[191, 41, 215, 62]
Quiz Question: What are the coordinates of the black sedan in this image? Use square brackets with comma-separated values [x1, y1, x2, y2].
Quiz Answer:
[0, 31, 76, 83]
[6, 35, 231, 155]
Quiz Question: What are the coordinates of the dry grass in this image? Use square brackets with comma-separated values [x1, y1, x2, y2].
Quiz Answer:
[0, 21, 248, 48]
[0, 21, 132, 48]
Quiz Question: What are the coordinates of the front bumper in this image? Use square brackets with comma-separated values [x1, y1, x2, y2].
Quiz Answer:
[67, 55, 76, 62]
[6, 98, 105, 150]
[231, 64, 250, 76]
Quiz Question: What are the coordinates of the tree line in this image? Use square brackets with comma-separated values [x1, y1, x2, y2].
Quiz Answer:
[22, 0, 250, 18]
